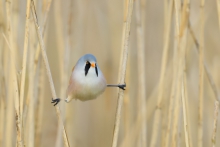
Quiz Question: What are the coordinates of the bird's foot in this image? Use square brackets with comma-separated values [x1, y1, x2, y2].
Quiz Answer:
[118, 84, 126, 90]
[51, 98, 60, 106]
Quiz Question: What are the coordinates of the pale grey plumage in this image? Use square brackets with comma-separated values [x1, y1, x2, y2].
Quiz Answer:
[65, 54, 106, 102]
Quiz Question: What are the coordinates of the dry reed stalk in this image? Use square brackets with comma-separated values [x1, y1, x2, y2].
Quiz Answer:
[4, 0, 23, 146]
[19, 0, 31, 137]
[111, 0, 134, 147]
[32, 0, 53, 76]
[24, 35, 48, 143]
[35, 0, 53, 62]
[170, 0, 190, 145]
[0, 28, 3, 146]
[27, 25, 36, 147]
[216, 0, 220, 29]
[0, 44, 5, 147]
[122, 0, 131, 139]
[30, 1, 70, 147]
[198, 0, 205, 147]
[165, 51, 177, 147]
[27, 6, 50, 119]
[35, 58, 45, 147]
[3, 33, 23, 147]
[181, 79, 190, 147]
[149, 0, 173, 146]
[0, 94, 5, 147]
[0, 89, 4, 146]
[32, 6, 47, 145]
[0, 0, 4, 27]
[5, 52, 14, 147]
[54, 0, 69, 146]
[164, 28, 178, 147]
[135, 0, 146, 146]
[164, 45, 178, 146]
[23, 0, 52, 123]
[171, 0, 183, 146]
[119, 113, 142, 147]
[180, 1, 191, 147]
[123, 57, 131, 137]
[188, 23, 219, 101]
[171, 60, 181, 147]
[65, 1, 75, 146]
[170, 52, 182, 146]
[184, 68, 193, 147]
[4, 40, 14, 147]
[5, 65, 15, 147]
[211, 101, 219, 147]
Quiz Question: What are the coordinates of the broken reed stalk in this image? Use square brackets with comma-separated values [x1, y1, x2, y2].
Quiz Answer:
[111, 0, 134, 147]
[30, 1, 70, 147]
[19, 0, 31, 136]
[198, 0, 204, 147]
[135, 0, 146, 146]
[149, 0, 173, 146]
[211, 101, 219, 147]
[5, 0, 23, 146]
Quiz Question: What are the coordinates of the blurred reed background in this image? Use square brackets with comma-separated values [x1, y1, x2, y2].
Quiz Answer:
[0, 0, 220, 147]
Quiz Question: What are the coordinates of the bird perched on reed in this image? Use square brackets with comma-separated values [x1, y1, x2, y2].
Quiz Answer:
[52, 54, 126, 106]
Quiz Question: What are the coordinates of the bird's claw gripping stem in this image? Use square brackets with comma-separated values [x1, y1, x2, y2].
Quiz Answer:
[51, 98, 60, 106]
[118, 84, 126, 90]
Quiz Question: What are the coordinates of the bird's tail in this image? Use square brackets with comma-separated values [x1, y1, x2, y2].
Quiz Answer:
[65, 95, 72, 103]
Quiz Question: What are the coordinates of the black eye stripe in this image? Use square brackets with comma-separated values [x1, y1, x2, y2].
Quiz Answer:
[85, 61, 91, 76]
[95, 64, 98, 77]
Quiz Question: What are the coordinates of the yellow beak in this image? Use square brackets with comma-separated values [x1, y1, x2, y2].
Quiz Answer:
[91, 62, 95, 68]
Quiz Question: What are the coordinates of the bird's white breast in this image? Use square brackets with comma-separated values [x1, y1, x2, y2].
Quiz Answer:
[71, 66, 106, 101]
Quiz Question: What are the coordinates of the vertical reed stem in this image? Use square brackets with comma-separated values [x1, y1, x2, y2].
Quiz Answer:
[111, 0, 134, 147]
[150, 0, 173, 146]
[135, 0, 146, 146]
[30, 1, 70, 147]
[198, 0, 204, 147]
[5, 0, 23, 146]
[181, 79, 190, 147]
[211, 101, 219, 147]
[19, 0, 31, 136]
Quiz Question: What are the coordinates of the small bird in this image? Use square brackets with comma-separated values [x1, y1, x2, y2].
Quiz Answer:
[52, 54, 125, 106]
